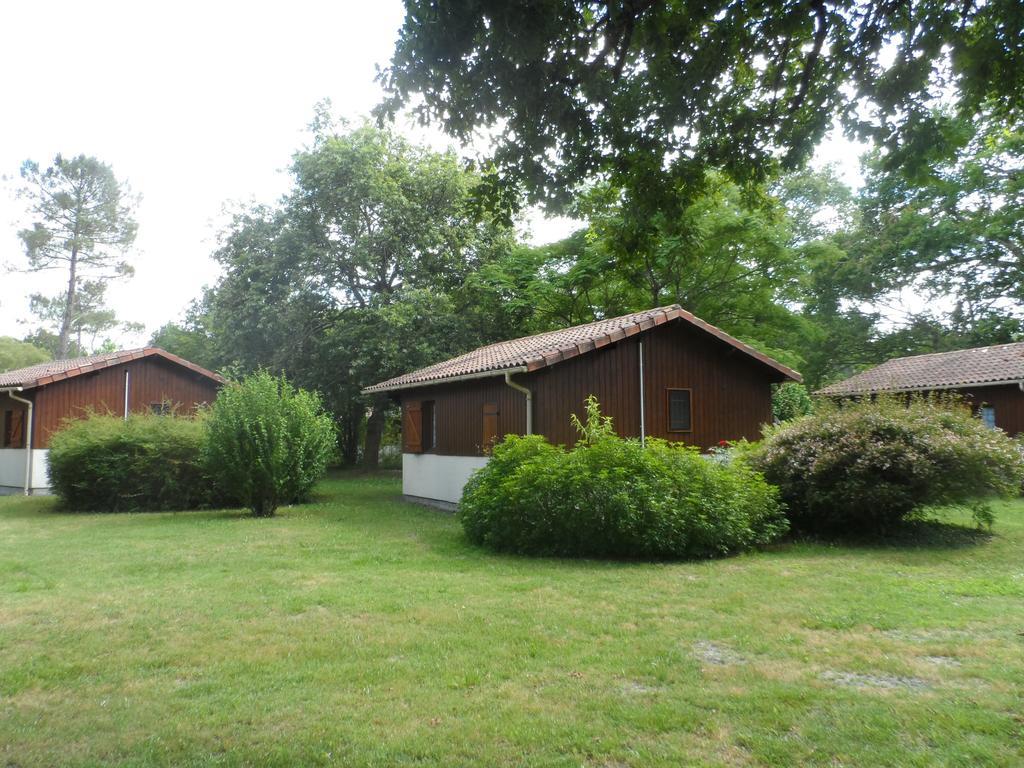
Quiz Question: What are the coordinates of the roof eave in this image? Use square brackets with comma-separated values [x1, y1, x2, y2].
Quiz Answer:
[362, 365, 529, 395]
[818, 377, 1024, 397]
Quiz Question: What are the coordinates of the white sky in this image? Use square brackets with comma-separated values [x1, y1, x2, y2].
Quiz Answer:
[0, 0, 865, 347]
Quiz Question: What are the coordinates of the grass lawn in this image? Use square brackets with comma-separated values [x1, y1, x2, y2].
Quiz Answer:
[1, 472, 1022, 767]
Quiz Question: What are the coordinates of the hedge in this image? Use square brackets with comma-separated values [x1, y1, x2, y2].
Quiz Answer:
[48, 412, 210, 512]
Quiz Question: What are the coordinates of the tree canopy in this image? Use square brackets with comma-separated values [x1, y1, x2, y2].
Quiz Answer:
[153, 102, 1023, 465]
[379, 1, 1024, 217]
[16, 154, 138, 358]
[158, 120, 519, 465]
[0, 337, 50, 373]
[855, 110, 1024, 322]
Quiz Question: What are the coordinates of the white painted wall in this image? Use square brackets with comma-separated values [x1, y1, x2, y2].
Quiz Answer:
[0, 448, 50, 494]
[402, 453, 490, 505]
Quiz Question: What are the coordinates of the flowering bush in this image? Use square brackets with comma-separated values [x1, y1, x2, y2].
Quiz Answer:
[745, 395, 1024, 533]
[459, 397, 787, 559]
[1015, 435, 1024, 495]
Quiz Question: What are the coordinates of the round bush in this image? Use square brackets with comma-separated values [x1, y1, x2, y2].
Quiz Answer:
[48, 412, 209, 512]
[746, 395, 1024, 534]
[459, 397, 787, 559]
[203, 371, 336, 516]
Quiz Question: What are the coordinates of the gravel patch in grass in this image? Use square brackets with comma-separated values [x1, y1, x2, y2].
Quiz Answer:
[880, 628, 971, 642]
[921, 655, 962, 667]
[619, 680, 665, 695]
[820, 670, 930, 690]
[693, 640, 746, 666]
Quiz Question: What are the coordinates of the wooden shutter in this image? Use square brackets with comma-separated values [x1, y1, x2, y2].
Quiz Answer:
[482, 402, 499, 454]
[4, 410, 25, 449]
[403, 401, 423, 453]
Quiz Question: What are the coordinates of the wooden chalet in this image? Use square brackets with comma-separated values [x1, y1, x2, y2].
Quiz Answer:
[0, 348, 223, 494]
[817, 342, 1024, 435]
[365, 305, 802, 505]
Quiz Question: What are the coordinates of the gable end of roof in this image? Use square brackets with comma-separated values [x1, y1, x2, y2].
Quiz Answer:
[0, 348, 225, 390]
[364, 305, 801, 393]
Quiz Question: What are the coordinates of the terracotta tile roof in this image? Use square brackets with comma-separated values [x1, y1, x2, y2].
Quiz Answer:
[364, 305, 801, 393]
[817, 342, 1024, 396]
[0, 348, 225, 389]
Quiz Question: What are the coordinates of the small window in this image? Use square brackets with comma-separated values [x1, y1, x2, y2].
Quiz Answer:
[980, 406, 996, 429]
[667, 389, 692, 432]
[150, 402, 172, 416]
[422, 400, 436, 452]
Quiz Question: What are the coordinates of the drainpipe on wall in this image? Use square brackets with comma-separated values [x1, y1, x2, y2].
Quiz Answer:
[639, 340, 646, 446]
[6, 388, 34, 496]
[123, 369, 130, 420]
[1019, 381, 1024, 393]
[504, 371, 533, 435]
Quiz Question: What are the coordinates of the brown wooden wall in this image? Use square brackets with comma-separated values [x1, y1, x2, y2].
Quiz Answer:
[399, 320, 782, 456]
[399, 376, 528, 457]
[937, 385, 1024, 436]
[26, 357, 220, 448]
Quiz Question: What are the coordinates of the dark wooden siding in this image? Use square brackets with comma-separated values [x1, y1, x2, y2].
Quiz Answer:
[530, 321, 776, 449]
[937, 385, 1024, 437]
[0, 392, 31, 419]
[832, 385, 1024, 437]
[400, 376, 527, 457]
[398, 319, 780, 455]
[31, 357, 219, 448]
[528, 336, 641, 446]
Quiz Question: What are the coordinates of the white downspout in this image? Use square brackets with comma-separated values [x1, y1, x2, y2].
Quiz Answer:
[1019, 381, 1024, 393]
[504, 371, 533, 435]
[123, 369, 130, 419]
[639, 340, 646, 446]
[7, 388, 34, 496]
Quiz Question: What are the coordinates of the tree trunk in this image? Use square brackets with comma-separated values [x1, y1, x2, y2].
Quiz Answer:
[362, 398, 388, 469]
[338, 404, 361, 466]
[58, 247, 78, 359]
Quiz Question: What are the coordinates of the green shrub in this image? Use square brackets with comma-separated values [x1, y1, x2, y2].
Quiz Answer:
[203, 372, 336, 516]
[746, 395, 1024, 534]
[459, 397, 787, 559]
[1014, 434, 1024, 496]
[48, 412, 209, 512]
[772, 382, 814, 422]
